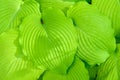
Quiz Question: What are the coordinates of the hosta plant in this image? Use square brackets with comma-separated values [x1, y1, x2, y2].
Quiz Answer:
[0, 0, 120, 80]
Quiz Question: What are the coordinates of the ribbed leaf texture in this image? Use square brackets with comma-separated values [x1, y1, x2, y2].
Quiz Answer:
[96, 44, 120, 80]
[0, 29, 44, 80]
[40, 57, 89, 80]
[92, 0, 120, 41]
[0, 0, 119, 80]
[19, 8, 77, 74]
[67, 1, 116, 65]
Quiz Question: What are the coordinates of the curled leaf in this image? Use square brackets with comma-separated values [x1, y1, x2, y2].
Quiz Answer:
[67, 1, 116, 65]
[0, 29, 44, 80]
[92, 0, 120, 38]
[19, 8, 77, 74]
[96, 44, 120, 80]
[40, 57, 89, 80]
[0, 0, 40, 34]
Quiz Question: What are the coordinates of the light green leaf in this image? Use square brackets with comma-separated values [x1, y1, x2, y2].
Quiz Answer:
[40, 57, 89, 80]
[19, 8, 77, 74]
[67, 1, 116, 65]
[36, 0, 62, 2]
[63, 0, 80, 2]
[36, 0, 74, 13]
[0, 0, 22, 34]
[0, 0, 40, 34]
[92, 0, 120, 38]
[0, 29, 44, 80]
[96, 44, 120, 80]
[10, 0, 40, 29]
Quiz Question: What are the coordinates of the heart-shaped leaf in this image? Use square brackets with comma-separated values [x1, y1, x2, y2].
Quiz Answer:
[92, 0, 120, 38]
[19, 8, 77, 74]
[67, 1, 116, 65]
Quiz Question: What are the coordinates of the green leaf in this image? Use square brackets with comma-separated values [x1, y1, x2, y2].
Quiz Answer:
[0, 29, 44, 80]
[88, 65, 99, 80]
[0, 0, 40, 34]
[92, 0, 120, 38]
[63, 0, 80, 2]
[0, 0, 22, 34]
[19, 8, 77, 74]
[10, 0, 40, 29]
[67, 1, 116, 65]
[36, 0, 74, 13]
[40, 57, 89, 80]
[96, 44, 120, 80]
[36, 0, 62, 3]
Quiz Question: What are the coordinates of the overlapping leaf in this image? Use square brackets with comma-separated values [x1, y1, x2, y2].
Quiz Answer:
[19, 8, 77, 74]
[96, 44, 120, 80]
[67, 1, 116, 65]
[92, 0, 120, 38]
[0, 29, 44, 80]
[0, 0, 40, 34]
[40, 57, 89, 80]
[0, 0, 119, 80]
[9, 0, 40, 29]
